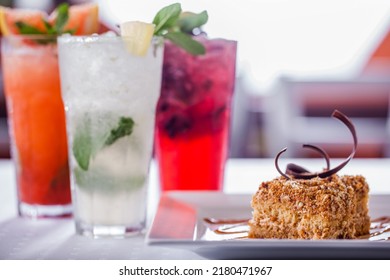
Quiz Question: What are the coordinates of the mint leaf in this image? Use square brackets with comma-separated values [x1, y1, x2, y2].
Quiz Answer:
[15, 21, 45, 34]
[152, 3, 181, 35]
[177, 11, 208, 33]
[164, 32, 205, 55]
[42, 19, 55, 34]
[16, 21, 56, 44]
[105, 117, 135, 146]
[72, 117, 92, 171]
[54, 3, 70, 33]
[72, 116, 134, 171]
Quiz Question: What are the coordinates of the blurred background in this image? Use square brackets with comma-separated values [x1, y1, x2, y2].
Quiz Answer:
[1, 0, 390, 159]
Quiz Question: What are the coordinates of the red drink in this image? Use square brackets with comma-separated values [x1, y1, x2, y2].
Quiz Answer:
[155, 37, 237, 191]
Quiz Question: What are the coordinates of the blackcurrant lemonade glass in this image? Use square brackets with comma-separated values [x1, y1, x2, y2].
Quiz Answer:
[58, 34, 163, 237]
[155, 37, 237, 191]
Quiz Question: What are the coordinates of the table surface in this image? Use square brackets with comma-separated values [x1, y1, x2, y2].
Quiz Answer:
[1, 158, 390, 260]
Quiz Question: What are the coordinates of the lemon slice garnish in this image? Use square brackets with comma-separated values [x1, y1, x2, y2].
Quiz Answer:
[120, 21, 155, 56]
[0, 7, 9, 35]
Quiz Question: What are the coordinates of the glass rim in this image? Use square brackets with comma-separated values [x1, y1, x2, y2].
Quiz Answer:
[3, 34, 59, 39]
[1, 34, 59, 47]
[56, 34, 237, 46]
[57, 34, 164, 44]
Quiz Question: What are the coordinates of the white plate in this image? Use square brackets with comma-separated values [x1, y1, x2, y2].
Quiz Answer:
[146, 191, 390, 259]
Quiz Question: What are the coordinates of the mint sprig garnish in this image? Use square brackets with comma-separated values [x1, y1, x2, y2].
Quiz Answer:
[73, 116, 135, 171]
[152, 3, 208, 55]
[15, 3, 75, 38]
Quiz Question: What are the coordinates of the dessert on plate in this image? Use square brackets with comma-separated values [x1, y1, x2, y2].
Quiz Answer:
[249, 110, 370, 239]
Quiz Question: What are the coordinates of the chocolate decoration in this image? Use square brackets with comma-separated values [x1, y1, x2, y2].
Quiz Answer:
[275, 110, 357, 180]
[275, 148, 290, 179]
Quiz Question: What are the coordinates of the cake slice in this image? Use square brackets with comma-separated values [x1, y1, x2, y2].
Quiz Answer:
[249, 110, 370, 239]
[248, 174, 370, 239]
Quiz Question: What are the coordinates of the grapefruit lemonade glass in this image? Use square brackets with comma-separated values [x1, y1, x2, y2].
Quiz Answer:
[0, 3, 99, 217]
[2, 35, 72, 217]
[58, 30, 163, 237]
[155, 38, 237, 191]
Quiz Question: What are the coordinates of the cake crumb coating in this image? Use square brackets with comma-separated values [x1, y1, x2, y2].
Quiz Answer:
[249, 174, 370, 239]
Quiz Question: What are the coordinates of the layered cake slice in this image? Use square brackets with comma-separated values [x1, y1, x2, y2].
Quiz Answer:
[249, 110, 370, 239]
[249, 174, 369, 239]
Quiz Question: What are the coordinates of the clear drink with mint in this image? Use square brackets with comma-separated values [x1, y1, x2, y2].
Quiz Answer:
[58, 34, 163, 237]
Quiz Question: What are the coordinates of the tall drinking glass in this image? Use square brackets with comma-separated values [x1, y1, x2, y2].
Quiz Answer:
[1, 35, 71, 217]
[155, 37, 237, 191]
[58, 35, 163, 237]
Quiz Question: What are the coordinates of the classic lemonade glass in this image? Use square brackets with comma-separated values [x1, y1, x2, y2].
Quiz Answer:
[0, 3, 99, 217]
[58, 27, 163, 237]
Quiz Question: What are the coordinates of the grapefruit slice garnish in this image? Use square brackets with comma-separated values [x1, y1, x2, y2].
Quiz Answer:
[120, 21, 155, 56]
[0, 6, 46, 36]
[0, 3, 99, 36]
[49, 3, 99, 35]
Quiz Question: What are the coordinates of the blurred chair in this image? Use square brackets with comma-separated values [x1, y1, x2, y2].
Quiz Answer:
[264, 76, 390, 158]
[229, 75, 269, 158]
[362, 28, 390, 78]
[262, 21, 390, 159]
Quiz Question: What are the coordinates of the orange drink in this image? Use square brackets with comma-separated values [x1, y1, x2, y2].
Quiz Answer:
[0, 2, 99, 217]
[2, 35, 71, 217]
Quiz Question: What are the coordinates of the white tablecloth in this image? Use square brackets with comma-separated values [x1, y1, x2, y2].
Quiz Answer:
[1, 158, 389, 259]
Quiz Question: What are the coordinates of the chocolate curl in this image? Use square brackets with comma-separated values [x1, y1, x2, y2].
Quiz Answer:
[276, 144, 332, 179]
[275, 110, 357, 180]
[275, 148, 290, 179]
[286, 144, 331, 177]
[313, 110, 357, 178]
